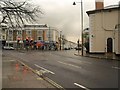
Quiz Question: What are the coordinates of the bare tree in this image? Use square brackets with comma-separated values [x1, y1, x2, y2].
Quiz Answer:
[0, 0, 43, 28]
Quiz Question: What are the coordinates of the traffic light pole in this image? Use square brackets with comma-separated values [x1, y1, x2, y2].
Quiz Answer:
[77, 39, 80, 54]
[73, 0, 84, 56]
[81, 0, 84, 56]
[60, 31, 62, 50]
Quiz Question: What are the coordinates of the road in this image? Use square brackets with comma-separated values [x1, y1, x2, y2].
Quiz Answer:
[3, 50, 119, 89]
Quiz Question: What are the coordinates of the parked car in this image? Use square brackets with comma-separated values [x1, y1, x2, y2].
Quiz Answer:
[64, 47, 70, 50]
[75, 47, 82, 50]
[3, 46, 15, 50]
[75, 47, 87, 51]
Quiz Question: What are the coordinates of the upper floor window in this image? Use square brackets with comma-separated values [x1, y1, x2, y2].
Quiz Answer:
[27, 30, 31, 35]
[9, 36, 12, 41]
[2, 36, 5, 39]
[38, 30, 42, 35]
[2, 29, 6, 33]
[9, 30, 13, 34]
[17, 30, 22, 35]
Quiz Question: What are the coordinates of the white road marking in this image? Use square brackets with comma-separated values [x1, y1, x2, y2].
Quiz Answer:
[34, 64, 55, 74]
[74, 83, 90, 90]
[83, 61, 92, 64]
[58, 61, 81, 69]
[36, 70, 42, 75]
[112, 66, 120, 70]
[3, 60, 15, 62]
[9, 60, 15, 61]
[37, 77, 43, 80]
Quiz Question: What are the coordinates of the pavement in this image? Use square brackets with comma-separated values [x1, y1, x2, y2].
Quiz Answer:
[2, 54, 57, 89]
[18, 49, 120, 60]
[74, 51, 120, 61]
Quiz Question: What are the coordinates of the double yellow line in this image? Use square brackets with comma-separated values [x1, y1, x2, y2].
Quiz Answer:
[17, 59, 65, 90]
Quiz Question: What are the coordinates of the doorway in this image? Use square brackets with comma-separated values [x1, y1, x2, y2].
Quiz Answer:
[107, 38, 113, 53]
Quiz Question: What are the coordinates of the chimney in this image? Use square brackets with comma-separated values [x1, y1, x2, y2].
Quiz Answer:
[95, 0, 104, 10]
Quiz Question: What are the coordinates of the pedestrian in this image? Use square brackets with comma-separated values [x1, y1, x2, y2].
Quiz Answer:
[26, 39, 29, 51]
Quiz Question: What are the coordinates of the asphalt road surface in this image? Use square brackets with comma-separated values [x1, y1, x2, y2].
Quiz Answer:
[3, 50, 120, 89]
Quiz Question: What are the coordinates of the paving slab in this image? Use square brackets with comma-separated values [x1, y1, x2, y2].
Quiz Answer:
[2, 54, 56, 89]
[74, 52, 120, 60]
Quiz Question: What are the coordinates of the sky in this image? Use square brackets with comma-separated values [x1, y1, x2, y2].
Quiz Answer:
[3, 0, 119, 43]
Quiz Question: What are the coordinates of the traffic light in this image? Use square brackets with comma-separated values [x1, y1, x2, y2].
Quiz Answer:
[26, 38, 29, 41]
[77, 39, 79, 44]
[26, 38, 29, 46]
[17, 39, 20, 43]
[30, 38, 33, 43]
[77, 39, 80, 48]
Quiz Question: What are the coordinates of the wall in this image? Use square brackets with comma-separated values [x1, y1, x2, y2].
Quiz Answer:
[118, 7, 120, 54]
[89, 9, 119, 53]
[118, 27, 120, 54]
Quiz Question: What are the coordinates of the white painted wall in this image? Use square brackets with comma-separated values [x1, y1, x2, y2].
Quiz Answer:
[89, 9, 119, 54]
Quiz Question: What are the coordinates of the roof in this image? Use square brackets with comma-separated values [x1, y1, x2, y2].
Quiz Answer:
[86, 5, 120, 16]
[24, 24, 48, 28]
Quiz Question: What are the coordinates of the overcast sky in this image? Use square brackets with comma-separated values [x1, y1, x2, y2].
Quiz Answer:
[28, 0, 120, 42]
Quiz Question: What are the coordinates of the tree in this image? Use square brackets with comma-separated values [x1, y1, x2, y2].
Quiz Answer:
[0, 0, 43, 28]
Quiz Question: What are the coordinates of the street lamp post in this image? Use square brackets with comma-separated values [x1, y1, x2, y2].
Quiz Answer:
[73, 0, 84, 56]
[60, 31, 62, 50]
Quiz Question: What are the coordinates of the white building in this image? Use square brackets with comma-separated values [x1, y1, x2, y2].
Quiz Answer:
[86, 1, 120, 55]
[0, 23, 7, 40]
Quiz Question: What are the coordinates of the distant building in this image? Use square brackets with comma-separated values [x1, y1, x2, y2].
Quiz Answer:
[23, 24, 48, 41]
[0, 23, 7, 48]
[2, 24, 60, 48]
[0, 23, 7, 41]
[23, 24, 59, 43]
[48, 27, 59, 43]
[86, 1, 120, 55]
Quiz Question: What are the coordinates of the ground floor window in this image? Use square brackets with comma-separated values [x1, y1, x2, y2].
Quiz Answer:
[38, 37, 42, 40]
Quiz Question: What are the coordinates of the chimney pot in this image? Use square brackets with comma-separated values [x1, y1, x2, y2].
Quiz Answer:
[95, 0, 104, 10]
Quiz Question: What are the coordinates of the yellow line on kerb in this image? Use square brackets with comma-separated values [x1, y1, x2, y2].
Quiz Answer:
[17, 60, 65, 90]
[17, 60, 39, 74]
[44, 77, 65, 90]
